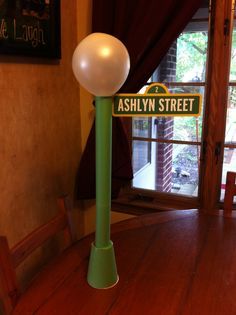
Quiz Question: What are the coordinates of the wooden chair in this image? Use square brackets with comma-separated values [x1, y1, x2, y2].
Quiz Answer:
[0, 195, 76, 314]
[224, 171, 236, 214]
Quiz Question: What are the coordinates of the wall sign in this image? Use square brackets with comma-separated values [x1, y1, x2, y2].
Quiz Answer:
[113, 83, 202, 117]
[0, 0, 60, 58]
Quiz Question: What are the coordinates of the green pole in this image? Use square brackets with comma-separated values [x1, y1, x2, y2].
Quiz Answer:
[87, 96, 118, 289]
[95, 96, 112, 247]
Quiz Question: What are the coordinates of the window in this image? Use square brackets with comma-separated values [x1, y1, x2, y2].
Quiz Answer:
[132, 2, 208, 200]
[114, 0, 236, 213]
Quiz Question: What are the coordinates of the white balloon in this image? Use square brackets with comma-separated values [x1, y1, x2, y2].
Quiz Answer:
[72, 33, 130, 96]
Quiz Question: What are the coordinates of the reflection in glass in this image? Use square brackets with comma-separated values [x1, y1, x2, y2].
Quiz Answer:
[132, 117, 151, 138]
[132, 140, 151, 174]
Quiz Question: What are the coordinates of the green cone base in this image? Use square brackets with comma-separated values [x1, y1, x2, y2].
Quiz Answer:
[87, 241, 119, 289]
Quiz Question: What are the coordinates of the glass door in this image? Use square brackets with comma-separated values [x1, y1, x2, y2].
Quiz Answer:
[221, 13, 236, 204]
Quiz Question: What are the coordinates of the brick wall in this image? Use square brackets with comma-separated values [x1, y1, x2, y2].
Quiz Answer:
[154, 42, 176, 192]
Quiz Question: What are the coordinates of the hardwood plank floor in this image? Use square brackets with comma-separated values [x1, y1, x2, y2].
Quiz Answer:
[13, 210, 236, 315]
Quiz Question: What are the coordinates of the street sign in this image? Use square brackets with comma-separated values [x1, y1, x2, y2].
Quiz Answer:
[113, 83, 202, 117]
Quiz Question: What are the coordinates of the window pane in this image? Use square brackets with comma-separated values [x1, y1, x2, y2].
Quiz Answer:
[226, 87, 236, 144]
[132, 140, 151, 174]
[168, 85, 204, 142]
[176, 31, 208, 82]
[133, 142, 200, 196]
[221, 148, 236, 202]
[132, 117, 152, 138]
[221, 16, 236, 203]
[221, 88, 236, 201]
[230, 30, 236, 81]
[172, 144, 199, 196]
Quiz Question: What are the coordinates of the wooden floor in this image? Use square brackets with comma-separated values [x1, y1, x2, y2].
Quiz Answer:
[13, 210, 236, 315]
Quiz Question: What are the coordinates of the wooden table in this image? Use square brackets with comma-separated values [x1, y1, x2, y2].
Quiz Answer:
[13, 210, 236, 314]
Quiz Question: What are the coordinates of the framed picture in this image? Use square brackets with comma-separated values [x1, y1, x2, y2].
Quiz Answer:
[0, 0, 61, 59]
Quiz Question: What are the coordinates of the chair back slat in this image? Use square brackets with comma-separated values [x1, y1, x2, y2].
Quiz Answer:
[11, 211, 68, 268]
[0, 195, 75, 314]
[224, 172, 236, 214]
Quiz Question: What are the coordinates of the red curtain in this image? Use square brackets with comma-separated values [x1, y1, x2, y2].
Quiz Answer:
[75, 0, 202, 200]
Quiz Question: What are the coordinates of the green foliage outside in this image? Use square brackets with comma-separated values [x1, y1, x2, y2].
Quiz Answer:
[173, 31, 207, 141]
[176, 32, 208, 82]
[173, 117, 202, 142]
